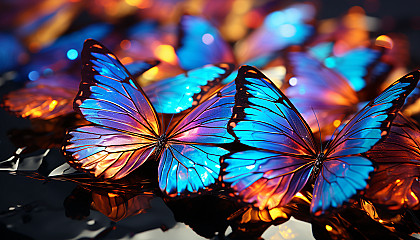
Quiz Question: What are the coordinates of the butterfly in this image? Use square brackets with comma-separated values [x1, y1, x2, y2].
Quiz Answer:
[364, 113, 420, 210]
[176, 3, 315, 71]
[2, 61, 157, 120]
[221, 66, 420, 215]
[63, 39, 235, 197]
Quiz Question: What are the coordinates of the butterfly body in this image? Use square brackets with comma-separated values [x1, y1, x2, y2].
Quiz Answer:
[64, 39, 235, 197]
[222, 66, 419, 215]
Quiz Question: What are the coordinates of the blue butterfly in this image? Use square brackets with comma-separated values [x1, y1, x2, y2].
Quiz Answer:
[308, 42, 387, 91]
[176, 3, 315, 71]
[143, 63, 234, 114]
[63, 39, 235, 197]
[222, 66, 420, 215]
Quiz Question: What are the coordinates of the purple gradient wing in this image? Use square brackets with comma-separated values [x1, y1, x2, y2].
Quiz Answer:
[157, 80, 236, 196]
[365, 113, 420, 209]
[222, 150, 313, 209]
[311, 70, 420, 215]
[63, 39, 161, 179]
[285, 50, 359, 133]
[222, 66, 317, 209]
[168, 81, 236, 144]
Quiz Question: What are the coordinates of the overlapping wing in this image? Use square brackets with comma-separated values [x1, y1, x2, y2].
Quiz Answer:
[63, 39, 160, 179]
[157, 81, 236, 196]
[176, 15, 235, 70]
[143, 63, 233, 114]
[311, 70, 420, 215]
[365, 114, 420, 209]
[285, 50, 359, 134]
[222, 66, 318, 209]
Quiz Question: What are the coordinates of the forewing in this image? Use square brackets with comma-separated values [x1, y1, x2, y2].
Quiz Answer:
[143, 63, 234, 114]
[63, 39, 160, 179]
[229, 65, 318, 155]
[167, 81, 236, 144]
[326, 70, 420, 158]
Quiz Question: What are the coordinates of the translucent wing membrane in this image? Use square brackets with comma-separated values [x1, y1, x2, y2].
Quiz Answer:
[365, 114, 420, 209]
[228, 66, 318, 155]
[223, 150, 313, 209]
[65, 126, 156, 179]
[311, 156, 374, 215]
[64, 39, 160, 179]
[311, 70, 420, 215]
[168, 81, 236, 144]
[223, 66, 317, 209]
[285, 50, 358, 133]
[143, 63, 234, 114]
[326, 70, 420, 158]
[159, 81, 236, 196]
[159, 144, 229, 196]
[176, 15, 235, 70]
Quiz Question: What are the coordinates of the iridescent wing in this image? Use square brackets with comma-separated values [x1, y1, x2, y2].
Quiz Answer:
[312, 70, 420, 215]
[176, 15, 235, 70]
[222, 66, 317, 209]
[63, 39, 161, 179]
[2, 75, 79, 119]
[234, 3, 315, 64]
[285, 50, 359, 134]
[158, 82, 236, 196]
[365, 113, 420, 210]
[143, 63, 234, 114]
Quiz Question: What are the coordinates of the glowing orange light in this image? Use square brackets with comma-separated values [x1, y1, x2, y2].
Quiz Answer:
[142, 66, 159, 80]
[49, 100, 58, 111]
[375, 35, 394, 49]
[333, 120, 341, 128]
[325, 225, 333, 231]
[154, 45, 177, 64]
[120, 40, 132, 50]
[121, 57, 133, 65]
[268, 208, 287, 220]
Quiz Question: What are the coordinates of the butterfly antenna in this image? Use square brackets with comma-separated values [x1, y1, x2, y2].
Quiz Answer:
[165, 91, 188, 135]
[154, 88, 165, 133]
[311, 107, 323, 152]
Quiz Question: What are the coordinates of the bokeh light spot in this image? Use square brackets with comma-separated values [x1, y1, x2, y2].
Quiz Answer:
[280, 24, 297, 38]
[202, 33, 214, 45]
[66, 49, 78, 60]
[28, 71, 40, 81]
[289, 77, 298, 86]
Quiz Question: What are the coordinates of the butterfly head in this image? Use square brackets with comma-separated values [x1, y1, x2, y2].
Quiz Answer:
[313, 152, 325, 177]
[157, 134, 167, 149]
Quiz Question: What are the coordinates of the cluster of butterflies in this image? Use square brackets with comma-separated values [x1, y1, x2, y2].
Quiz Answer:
[2, 2, 420, 237]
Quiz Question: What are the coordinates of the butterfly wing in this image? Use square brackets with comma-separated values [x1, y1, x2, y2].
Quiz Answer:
[285, 50, 359, 134]
[63, 39, 161, 179]
[311, 70, 420, 215]
[158, 82, 236, 196]
[143, 63, 234, 114]
[2, 75, 79, 119]
[327, 47, 384, 92]
[234, 3, 315, 64]
[176, 15, 235, 70]
[222, 66, 318, 209]
[365, 113, 420, 209]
